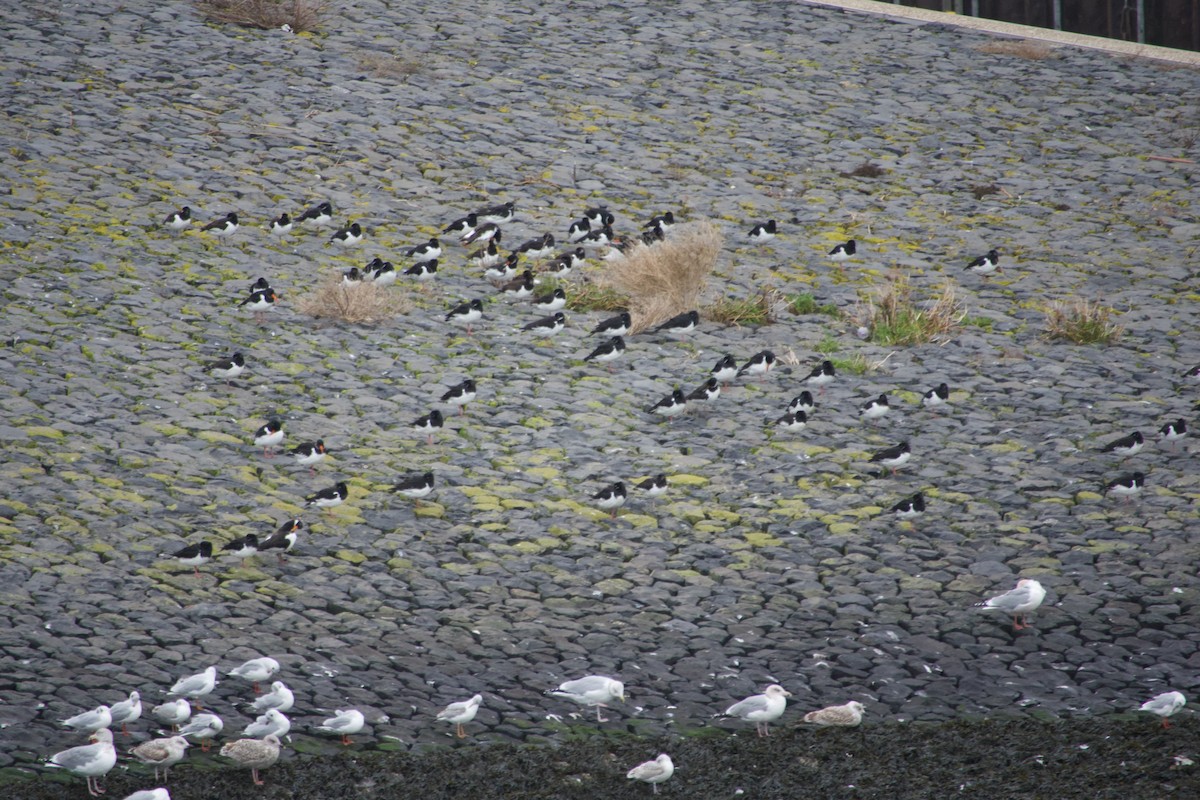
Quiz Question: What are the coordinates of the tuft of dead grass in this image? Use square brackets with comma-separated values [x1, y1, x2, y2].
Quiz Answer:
[295, 277, 411, 324]
[976, 39, 1058, 60]
[1044, 299, 1124, 345]
[196, 0, 328, 32]
[853, 275, 964, 346]
[602, 221, 722, 332]
[356, 52, 426, 81]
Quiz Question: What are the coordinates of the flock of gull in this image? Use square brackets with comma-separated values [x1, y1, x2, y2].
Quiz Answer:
[38, 197, 1193, 797]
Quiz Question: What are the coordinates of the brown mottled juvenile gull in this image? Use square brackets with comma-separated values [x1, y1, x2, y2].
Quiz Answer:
[803, 700, 865, 727]
[131, 735, 189, 782]
[220, 733, 281, 786]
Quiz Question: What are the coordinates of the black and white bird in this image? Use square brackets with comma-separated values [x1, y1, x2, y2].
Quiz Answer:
[747, 219, 777, 243]
[476, 200, 516, 225]
[405, 259, 438, 282]
[566, 217, 590, 243]
[342, 267, 364, 285]
[329, 221, 364, 247]
[922, 383, 950, 410]
[513, 233, 556, 261]
[788, 391, 815, 416]
[415, 410, 448, 448]
[269, 213, 293, 236]
[445, 299, 484, 335]
[499, 270, 536, 300]
[583, 336, 626, 371]
[579, 225, 614, 250]
[202, 212, 239, 238]
[291, 440, 327, 474]
[305, 481, 349, 511]
[441, 379, 477, 415]
[592, 311, 631, 338]
[531, 288, 567, 313]
[890, 492, 926, 520]
[170, 541, 213, 577]
[710, 355, 739, 387]
[393, 471, 435, 503]
[404, 237, 442, 261]
[369, 261, 396, 286]
[636, 474, 669, 500]
[1098, 431, 1144, 458]
[737, 350, 776, 381]
[442, 212, 477, 237]
[802, 360, 836, 395]
[687, 377, 721, 407]
[239, 287, 279, 324]
[828, 239, 857, 262]
[413, 410, 445, 445]
[1103, 471, 1144, 503]
[253, 419, 285, 458]
[1181, 363, 1200, 380]
[523, 312, 566, 338]
[259, 519, 302, 562]
[165, 206, 192, 231]
[646, 389, 688, 420]
[859, 393, 890, 422]
[965, 248, 1001, 276]
[592, 481, 627, 517]
[653, 310, 699, 336]
[773, 411, 807, 431]
[223, 534, 259, 562]
[297, 201, 333, 227]
[870, 441, 911, 475]
[1159, 419, 1187, 450]
[461, 221, 500, 246]
[584, 206, 615, 228]
[206, 352, 245, 385]
[481, 238, 525, 271]
[645, 211, 675, 234]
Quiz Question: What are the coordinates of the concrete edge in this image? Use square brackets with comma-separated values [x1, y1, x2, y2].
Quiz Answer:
[800, 0, 1200, 66]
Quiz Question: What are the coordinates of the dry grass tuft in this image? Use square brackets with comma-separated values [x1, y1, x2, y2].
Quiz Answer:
[976, 39, 1058, 60]
[704, 289, 781, 327]
[854, 275, 964, 346]
[841, 161, 885, 179]
[196, 0, 328, 32]
[1044, 299, 1124, 345]
[603, 221, 722, 332]
[295, 277, 411, 324]
[356, 52, 426, 80]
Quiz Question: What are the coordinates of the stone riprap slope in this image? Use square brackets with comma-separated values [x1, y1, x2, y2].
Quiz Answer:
[1, 0, 1198, 795]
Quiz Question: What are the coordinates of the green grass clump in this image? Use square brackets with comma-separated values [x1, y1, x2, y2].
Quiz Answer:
[831, 354, 872, 375]
[787, 293, 841, 317]
[1044, 299, 1123, 345]
[856, 276, 963, 346]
